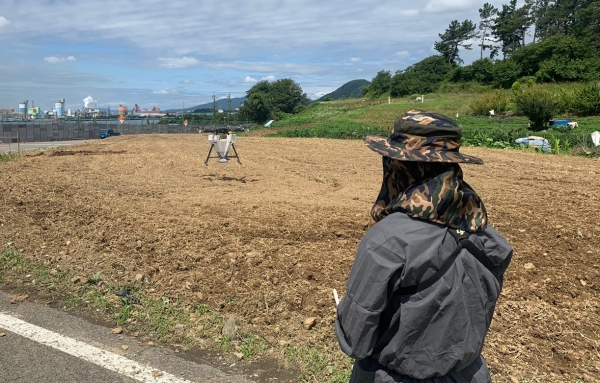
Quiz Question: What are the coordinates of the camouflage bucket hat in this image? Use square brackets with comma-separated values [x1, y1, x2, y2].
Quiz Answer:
[364, 110, 483, 164]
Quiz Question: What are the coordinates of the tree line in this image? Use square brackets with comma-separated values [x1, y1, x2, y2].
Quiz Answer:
[237, 79, 310, 124]
[364, 0, 600, 99]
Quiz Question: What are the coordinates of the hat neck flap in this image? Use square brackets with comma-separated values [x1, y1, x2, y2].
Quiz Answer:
[370, 157, 488, 233]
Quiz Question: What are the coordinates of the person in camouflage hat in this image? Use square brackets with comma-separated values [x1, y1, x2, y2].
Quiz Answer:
[335, 110, 513, 383]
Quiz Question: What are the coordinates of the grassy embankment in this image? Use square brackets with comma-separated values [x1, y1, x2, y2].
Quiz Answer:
[265, 85, 600, 156]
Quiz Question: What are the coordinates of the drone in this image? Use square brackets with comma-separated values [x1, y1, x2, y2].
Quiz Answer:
[204, 127, 242, 166]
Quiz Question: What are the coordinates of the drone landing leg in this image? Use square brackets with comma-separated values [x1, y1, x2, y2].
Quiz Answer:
[204, 144, 214, 166]
[230, 144, 242, 164]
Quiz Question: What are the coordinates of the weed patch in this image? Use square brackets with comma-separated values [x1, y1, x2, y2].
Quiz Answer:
[0, 153, 19, 163]
[284, 345, 353, 382]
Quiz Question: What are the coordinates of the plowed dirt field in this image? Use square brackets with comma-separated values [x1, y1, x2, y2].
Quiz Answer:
[1, 135, 599, 382]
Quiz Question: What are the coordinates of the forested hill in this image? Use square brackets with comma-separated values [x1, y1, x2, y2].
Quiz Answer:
[362, 0, 600, 100]
[165, 97, 246, 113]
[317, 79, 370, 101]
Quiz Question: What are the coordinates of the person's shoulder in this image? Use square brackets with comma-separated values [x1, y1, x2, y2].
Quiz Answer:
[363, 212, 443, 244]
[476, 224, 514, 263]
[480, 225, 512, 248]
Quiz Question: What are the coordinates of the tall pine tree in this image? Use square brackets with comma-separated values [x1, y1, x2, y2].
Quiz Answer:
[478, 3, 498, 59]
[434, 20, 477, 64]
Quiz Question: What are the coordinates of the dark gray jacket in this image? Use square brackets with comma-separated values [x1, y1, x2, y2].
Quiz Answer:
[335, 213, 513, 382]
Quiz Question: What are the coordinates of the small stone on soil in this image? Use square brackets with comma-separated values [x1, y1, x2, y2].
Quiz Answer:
[111, 327, 123, 334]
[524, 263, 535, 270]
[304, 317, 317, 330]
[222, 316, 239, 337]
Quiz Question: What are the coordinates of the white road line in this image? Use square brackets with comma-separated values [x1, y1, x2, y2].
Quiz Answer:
[0, 312, 192, 383]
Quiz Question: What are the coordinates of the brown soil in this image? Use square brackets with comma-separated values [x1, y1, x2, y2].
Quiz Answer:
[1, 135, 599, 382]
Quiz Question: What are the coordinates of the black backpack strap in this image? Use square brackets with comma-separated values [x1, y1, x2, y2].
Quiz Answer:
[447, 229, 495, 272]
[396, 229, 496, 296]
[396, 238, 464, 295]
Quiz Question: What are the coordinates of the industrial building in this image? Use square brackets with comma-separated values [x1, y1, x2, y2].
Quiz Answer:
[2, 98, 165, 121]
[10, 99, 66, 120]
[54, 99, 65, 118]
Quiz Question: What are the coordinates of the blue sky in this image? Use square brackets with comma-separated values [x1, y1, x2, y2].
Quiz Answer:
[0, 0, 511, 111]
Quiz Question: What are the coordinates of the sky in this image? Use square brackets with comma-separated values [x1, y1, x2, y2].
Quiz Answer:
[0, 0, 513, 111]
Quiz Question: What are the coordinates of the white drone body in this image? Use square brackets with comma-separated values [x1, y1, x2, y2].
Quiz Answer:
[204, 130, 242, 165]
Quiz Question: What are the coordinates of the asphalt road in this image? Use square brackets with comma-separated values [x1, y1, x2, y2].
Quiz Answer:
[0, 332, 134, 383]
[0, 291, 256, 383]
[0, 140, 92, 154]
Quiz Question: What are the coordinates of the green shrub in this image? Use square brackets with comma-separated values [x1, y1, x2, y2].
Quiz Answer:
[536, 57, 600, 83]
[526, 78, 535, 88]
[555, 87, 577, 114]
[492, 60, 522, 89]
[572, 83, 600, 116]
[469, 91, 508, 116]
[448, 59, 495, 84]
[461, 127, 528, 149]
[513, 87, 560, 131]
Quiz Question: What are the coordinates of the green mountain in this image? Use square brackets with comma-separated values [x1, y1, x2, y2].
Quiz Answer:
[317, 79, 370, 101]
[165, 97, 246, 113]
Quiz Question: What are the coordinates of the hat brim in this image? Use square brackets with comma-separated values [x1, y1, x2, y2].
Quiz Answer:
[364, 135, 484, 164]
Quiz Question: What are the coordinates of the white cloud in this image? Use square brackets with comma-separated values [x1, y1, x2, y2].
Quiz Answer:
[207, 62, 325, 75]
[158, 57, 200, 68]
[44, 56, 62, 64]
[356, 68, 364, 72]
[398, 9, 419, 16]
[262, 75, 276, 82]
[179, 79, 194, 84]
[395, 50, 410, 60]
[350, 57, 361, 62]
[44, 55, 76, 63]
[152, 88, 179, 94]
[423, 0, 479, 14]
[313, 91, 328, 99]
[0, 16, 10, 29]
[244, 76, 257, 83]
